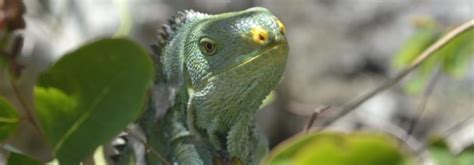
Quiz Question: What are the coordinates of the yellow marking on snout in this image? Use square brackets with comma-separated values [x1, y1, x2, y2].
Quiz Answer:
[276, 19, 286, 34]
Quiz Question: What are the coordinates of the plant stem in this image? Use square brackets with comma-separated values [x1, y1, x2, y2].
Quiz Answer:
[9, 74, 44, 137]
[406, 65, 441, 137]
[304, 106, 331, 133]
[124, 128, 170, 165]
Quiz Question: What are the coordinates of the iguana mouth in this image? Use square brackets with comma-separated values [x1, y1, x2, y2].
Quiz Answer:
[233, 43, 288, 70]
[197, 43, 288, 86]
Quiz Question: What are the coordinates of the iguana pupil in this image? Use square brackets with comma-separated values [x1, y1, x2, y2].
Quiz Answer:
[200, 37, 217, 55]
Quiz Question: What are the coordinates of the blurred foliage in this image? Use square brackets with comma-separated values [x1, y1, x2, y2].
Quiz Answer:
[0, 0, 26, 78]
[392, 18, 474, 93]
[265, 132, 412, 165]
[457, 145, 474, 165]
[0, 0, 26, 31]
[428, 137, 474, 165]
[0, 95, 18, 142]
[113, 0, 132, 37]
[428, 138, 456, 165]
[34, 38, 154, 164]
[6, 152, 41, 165]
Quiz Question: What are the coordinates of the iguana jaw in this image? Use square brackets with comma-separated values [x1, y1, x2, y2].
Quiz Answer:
[234, 43, 287, 70]
[197, 42, 288, 87]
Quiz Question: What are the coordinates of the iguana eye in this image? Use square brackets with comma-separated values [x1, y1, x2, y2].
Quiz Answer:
[199, 37, 217, 55]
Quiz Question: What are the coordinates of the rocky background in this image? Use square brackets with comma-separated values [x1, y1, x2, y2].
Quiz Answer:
[17, 0, 473, 161]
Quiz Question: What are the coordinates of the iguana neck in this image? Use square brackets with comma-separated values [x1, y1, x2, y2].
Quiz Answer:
[192, 42, 287, 137]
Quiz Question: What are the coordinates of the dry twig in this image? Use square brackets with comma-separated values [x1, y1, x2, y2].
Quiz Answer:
[124, 128, 170, 165]
[407, 66, 442, 137]
[304, 106, 331, 133]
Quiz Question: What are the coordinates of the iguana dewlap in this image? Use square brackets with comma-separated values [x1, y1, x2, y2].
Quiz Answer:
[148, 7, 288, 165]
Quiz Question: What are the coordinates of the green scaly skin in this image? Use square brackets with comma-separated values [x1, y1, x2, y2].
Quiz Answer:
[146, 7, 288, 165]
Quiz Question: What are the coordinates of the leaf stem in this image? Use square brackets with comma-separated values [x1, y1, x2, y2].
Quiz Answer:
[442, 114, 474, 137]
[304, 106, 331, 133]
[124, 128, 170, 165]
[406, 65, 442, 137]
[9, 79, 44, 136]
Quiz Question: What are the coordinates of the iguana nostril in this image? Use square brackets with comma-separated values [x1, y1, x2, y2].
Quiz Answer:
[250, 26, 269, 45]
[258, 33, 266, 41]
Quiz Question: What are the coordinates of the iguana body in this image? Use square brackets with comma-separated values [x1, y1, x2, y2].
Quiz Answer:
[146, 7, 288, 164]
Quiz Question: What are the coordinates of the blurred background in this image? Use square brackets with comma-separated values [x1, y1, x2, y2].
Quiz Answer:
[19, 0, 473, 162]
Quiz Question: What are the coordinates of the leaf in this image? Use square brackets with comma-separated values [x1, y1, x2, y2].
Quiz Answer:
[7, 152, 41, 165]
[457, 145, 474, 165]
[403, 67, 430, 94]
[427, 137, 456, 165]
[265, 132, 412, 165]
[392, 25, 440, 68]
[397, 25, 473, 94]
[427, 138, 474, 165]
[441, 28, 474, 78]
[392, 24, 441, 94]
[0, 96, 19, 142]
[0, 55, 7, 69]
[35, 38, 154, 164]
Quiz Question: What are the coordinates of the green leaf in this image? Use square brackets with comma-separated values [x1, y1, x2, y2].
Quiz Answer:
[392, 25, 440, 68]
[395, 26, 441, 94]
[427, 138, 474, 165]
[457, 145, 474, 165]
[35, 38, 154, 164]
[441, 28, 474, 78]
[403, 67, 430, 94]
[7, 152, 42, 165]
[427, 138, 456, 165]
[396, 25, 473, 94]
[265, 132, 412, 165]
[0, 55, 7, 69]
[0, 96, 19, 142]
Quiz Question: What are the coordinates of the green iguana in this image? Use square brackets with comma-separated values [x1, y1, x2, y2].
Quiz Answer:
[139, 7, 288, 165]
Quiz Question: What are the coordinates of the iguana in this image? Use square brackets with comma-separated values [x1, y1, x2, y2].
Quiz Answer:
[138, 7, 288, 165]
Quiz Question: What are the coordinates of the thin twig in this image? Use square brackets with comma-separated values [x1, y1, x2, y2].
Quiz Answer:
[317, 19, 474, 131]
[442, 114, 474, 137]
[10, 80, 44, 136]
[124, 128, 170, 165]
[359, 114, 424, 155]
[304, 106, 331, 133]
[413, 114, 474, 153]
[407, 66, 442, 137]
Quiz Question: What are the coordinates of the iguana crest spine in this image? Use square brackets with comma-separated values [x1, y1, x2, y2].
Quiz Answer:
[157, 10, 208, 50]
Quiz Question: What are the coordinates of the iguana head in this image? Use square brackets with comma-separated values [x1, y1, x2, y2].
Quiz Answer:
[182, 7, 289, 90]
[157, 7, 288, 105]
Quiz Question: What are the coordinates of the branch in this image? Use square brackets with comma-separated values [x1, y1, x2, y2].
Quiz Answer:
[304, 106, 331, 133]
[10, 80, 44, 136]
[124, 128, 170, 165]
[317, 19, 474, 131]
[442, 114, 474, 137]
[406, 66, 442, 137]
[359, 114, 424, 155]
